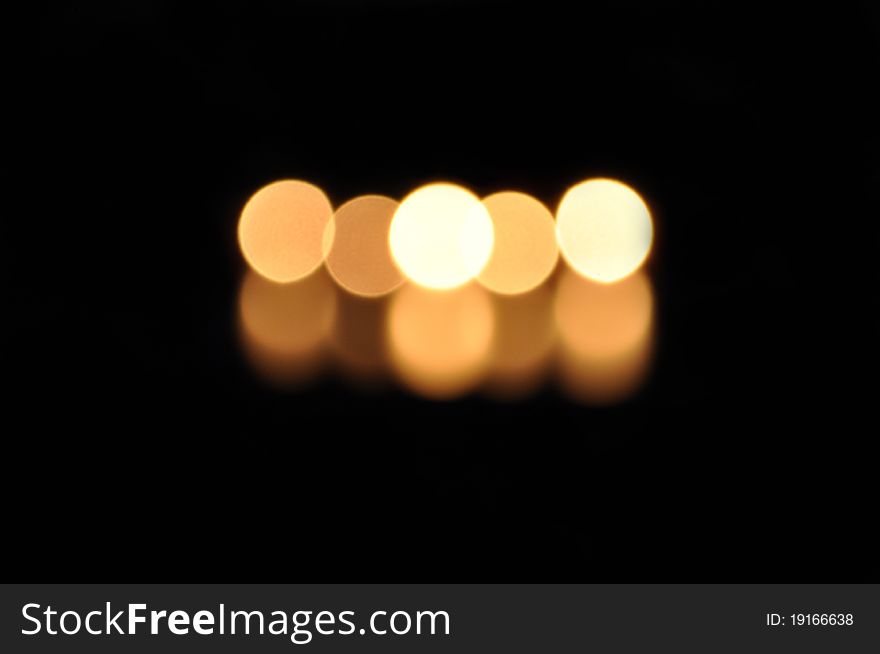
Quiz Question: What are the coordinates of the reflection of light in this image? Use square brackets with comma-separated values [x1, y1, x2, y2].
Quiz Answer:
[387, 283, 494, 398]
[331, 291, 389, 384]
[554, 269, 654, 404]
[238, 268, 337, 387]
[389, 183, 494, 290]
[477, 192, 558, 295]
[556, 178, 653, 283]
[485, 284, 556, 399]
[323, 195, 405, 298]
[238, 180, 333, 283]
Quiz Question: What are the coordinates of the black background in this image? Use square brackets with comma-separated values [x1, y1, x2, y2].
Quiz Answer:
[11, 1, 879, 578]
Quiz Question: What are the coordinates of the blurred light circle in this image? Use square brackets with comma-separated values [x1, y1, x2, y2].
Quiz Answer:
[323, 195, 405, 297]
[330, 292, 389, 385]
[238, 179, 333, 283]
[238, 268, 337, 387]
[556, 178, 653, 283]
[484, 285, 556, 399]
[389, 183, 494, 290]
[387, 283, 494, 399]
[477, 191, 558, 295]
[554, 268, 654, 404]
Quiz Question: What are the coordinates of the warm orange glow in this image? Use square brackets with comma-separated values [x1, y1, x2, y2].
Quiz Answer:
[554, 269, 654, 404]
[238, 180, 334, 283]
[323, 195, 405, 297]
[238, 268, 337, 387]
[330, 292, 389, 385]
[387, 283, 494, 398]
[477, 192, 558, 295]
[389, 183, 494, 290]
[556, 178, 653, 283]
[484, 285, 556, 399]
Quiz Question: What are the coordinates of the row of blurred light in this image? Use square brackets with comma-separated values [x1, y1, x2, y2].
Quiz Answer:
[236, 178, 656, 403]
[238, 178, 653, 293]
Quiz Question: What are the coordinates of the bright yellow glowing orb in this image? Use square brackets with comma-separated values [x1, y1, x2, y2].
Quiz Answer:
[477, 191, 558, 295]
[238, 179, 333, 283]
[323, 195, 405, 297]
[387, 283, 494, 399]
[389, 183, 494, 290]
[556, 178, 653, 283]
